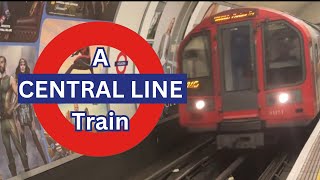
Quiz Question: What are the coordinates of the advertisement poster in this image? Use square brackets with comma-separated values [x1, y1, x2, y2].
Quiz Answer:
[39, 19, 108, 162]
[46, 1, 120, 21]
[57, 44, 109, 133]
[0, 46, 49, 179]
[149, 2, 184, 121]
[146, 1, 166, 42]
[0, 1, 45, 42]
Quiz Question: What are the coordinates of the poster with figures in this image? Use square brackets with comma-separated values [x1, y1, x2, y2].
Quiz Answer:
[58, 44, 109, 136]
[0, 1, 45, 42]
[39, 18, 108, 162]
[0, 46, 49, 179]
[0, 1, 120, 177]
[149, 2, 184, 121]
[146, 1, 166, 42]
[46, 1, 120, 21]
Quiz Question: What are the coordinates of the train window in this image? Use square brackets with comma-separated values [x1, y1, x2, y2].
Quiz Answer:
[263, 21, 303, 88]
[181, 33, 211, 79]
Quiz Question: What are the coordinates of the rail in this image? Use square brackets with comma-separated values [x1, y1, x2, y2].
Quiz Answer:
[145, 137, 215, 180]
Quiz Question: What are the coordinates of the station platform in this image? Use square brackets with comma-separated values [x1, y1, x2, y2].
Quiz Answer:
[287, 119, 320, 180]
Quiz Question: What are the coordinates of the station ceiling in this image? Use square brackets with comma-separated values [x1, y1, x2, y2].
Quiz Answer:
[224, 1, 320, 24]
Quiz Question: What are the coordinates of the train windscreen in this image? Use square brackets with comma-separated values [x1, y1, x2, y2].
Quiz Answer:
[263, 21, 304, 88]
[182, 33, 211, 79]
[181, 32, 213, 96]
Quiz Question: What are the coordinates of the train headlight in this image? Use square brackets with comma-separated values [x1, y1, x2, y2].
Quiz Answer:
[278, 93, 289, 104]
[195, 100, 205, 110]
[267, 90, 301, 106]
[187, 99, 214, 112]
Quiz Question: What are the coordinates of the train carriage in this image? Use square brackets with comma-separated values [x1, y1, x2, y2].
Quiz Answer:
[177, 7, 320, 149]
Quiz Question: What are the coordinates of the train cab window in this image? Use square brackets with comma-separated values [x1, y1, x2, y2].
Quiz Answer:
[263, 21, 304, 88]
[182, 33, 211, 79]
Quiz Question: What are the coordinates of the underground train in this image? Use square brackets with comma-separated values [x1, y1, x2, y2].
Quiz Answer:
[177, 7, 320, 149]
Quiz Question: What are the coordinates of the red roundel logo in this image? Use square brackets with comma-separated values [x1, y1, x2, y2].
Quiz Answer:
[116, 52, 128, 74]
[33, 22, 164, 157]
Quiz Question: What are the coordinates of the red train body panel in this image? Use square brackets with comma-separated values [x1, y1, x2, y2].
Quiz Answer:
[177, 7, 320, 149]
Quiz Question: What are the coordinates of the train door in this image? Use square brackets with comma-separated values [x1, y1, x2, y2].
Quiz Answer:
[217, 21, 258, 112]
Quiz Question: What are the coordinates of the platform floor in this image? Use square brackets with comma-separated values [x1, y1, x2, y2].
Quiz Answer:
[287, 119, 320, 180]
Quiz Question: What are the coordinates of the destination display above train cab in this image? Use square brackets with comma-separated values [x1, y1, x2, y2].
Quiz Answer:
[213, 9, 257, 23]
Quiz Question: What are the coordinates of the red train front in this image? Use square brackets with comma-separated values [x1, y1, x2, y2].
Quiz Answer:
[177, 7, 320, 149]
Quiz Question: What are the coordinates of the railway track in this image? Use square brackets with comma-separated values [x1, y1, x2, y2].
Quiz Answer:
[144, 135, 253, 180]
[161, 150, 249, 180]
[148, 147, 299, 180]
[215, 155, 247, 180]
[140, 128, 309, 180]
[145, 137, 216, 180]
[258, 152, 289, 180]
